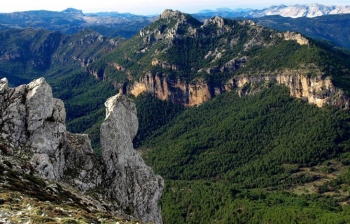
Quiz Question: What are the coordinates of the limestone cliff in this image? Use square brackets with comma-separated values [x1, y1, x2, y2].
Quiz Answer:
[225, 73, 349, 108]
[0, 77, 163, 223]
[129, 73, 211, 106]
[127, 72, 349, 109]
[284, 31, 309, 45]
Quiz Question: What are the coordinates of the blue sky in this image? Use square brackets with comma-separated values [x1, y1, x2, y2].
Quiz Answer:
[2, 0, 350, 15]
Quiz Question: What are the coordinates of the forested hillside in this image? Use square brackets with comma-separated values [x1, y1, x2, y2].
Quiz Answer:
[135, 85, 350, 223]
[143, 86, 350, 183]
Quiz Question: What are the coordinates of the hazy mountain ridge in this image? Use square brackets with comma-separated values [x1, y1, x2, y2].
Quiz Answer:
[0, 4, 349, 39]
[253, 14, 350, 49]
[0, 8, 154, 38]
[194, 3, 350, 18]
[1, 4, 350, 49]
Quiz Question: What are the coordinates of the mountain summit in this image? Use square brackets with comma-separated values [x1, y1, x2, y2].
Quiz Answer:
[61, 8, 84, 15]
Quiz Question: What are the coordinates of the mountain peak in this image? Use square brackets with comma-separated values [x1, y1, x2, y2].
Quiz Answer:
[61, 8, 83, 15]
[203, 16, 226, 28]
[139, 10, 201, 42]
[160, 9, 186, 20]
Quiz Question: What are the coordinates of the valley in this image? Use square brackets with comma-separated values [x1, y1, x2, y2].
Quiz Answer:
[1, 5, 350, 224]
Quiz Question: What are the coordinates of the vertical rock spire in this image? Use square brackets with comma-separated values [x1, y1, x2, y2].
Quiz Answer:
[101, 93, 164, 224]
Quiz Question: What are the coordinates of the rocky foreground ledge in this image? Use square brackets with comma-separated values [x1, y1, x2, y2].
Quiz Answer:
[0, 77, 163, 224]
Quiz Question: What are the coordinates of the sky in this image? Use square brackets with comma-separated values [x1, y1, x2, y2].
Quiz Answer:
[1, 0, 350, 15]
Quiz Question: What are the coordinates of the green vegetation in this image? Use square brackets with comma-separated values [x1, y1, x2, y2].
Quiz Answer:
[242, 39, 350, 93]
[161, 180, 350, 224]
[133, 94, 184, 148]
[136, 85, 350, 223]
[2, 13, 350, 149]
[144, 85, 350, 185]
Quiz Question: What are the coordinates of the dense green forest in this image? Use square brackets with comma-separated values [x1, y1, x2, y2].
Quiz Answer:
[143, 85, 350, 184]
[2, 11, 350, 146]
[161, 180, 350, 224]
[134, 85, 350, 223]
[133, 94, 184, 148]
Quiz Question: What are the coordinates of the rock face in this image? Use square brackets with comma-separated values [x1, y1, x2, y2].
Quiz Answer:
[101, 94, 163, 224]
[225, 73, 349, 108]
[0, 77, 164, 223]
[284, 31, 309, 45]
[129, 73, 211, 106]
[0, 77, 67, 179]
[127, 72, 349, 109]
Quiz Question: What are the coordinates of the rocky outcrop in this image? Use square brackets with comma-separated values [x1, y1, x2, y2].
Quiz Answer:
[220, 57, 248, 72]
[101, 94, 163, 224]
[203, 16, 225, 28]
[139, 9, 199, 43]
[127, 72, 350, 109]
[152, 58, 180, 71]
[202, 16, 234, 36]
[0, 77, 8, 93]
[0, 77, 67, 179]
[225, 73, 349, 108]
[129, 73, 211, 106]
[284, 31, 309, 45]
[0, 77, 163, 223]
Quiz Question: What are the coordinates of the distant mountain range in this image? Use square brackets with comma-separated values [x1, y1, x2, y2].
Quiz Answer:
[0, 8, 155, 38]
[196, 4, 350, 18]
[253, 14, 350, 49]
[0, 4, 349, 47]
